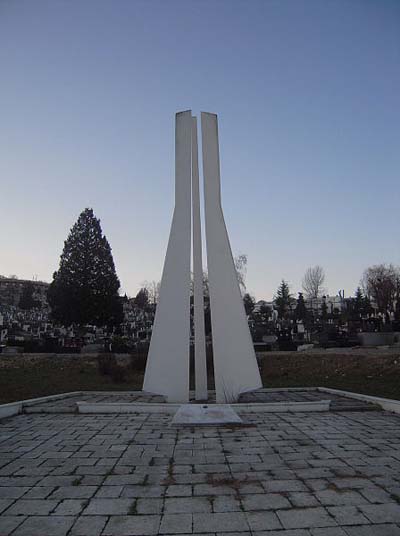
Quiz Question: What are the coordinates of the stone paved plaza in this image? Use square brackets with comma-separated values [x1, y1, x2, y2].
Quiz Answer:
[1, 408, 400, 535]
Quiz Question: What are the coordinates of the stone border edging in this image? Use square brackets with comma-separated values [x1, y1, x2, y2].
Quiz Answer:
[77, 402, 181, 414]
[3, 386, 400, 420]
[317, 387, 400, 414]
[0, 401, 23, 420]
[0, 391, 81, 420]
[233, 400, 331, 412]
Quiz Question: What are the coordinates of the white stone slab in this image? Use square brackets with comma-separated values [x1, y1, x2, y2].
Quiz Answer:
[172, 404, 242, 425]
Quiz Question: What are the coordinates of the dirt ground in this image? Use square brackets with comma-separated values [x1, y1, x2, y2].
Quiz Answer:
[1, 347, 400, 404]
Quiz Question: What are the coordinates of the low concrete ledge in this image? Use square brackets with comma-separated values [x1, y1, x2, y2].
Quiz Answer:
[249, 387, 317, 392]
[20, 391, 82, 408]
[77, 402, 181, 414]
[0, 392, 82, 420]
[234, 400, 331, 413]
[0, 401, 23, 420]
[77, 399, 331, 415]
[318, 387, 400, 414]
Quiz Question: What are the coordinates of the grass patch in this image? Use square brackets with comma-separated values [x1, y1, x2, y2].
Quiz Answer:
[0, 355, 144, 404]
[259, 350, 400, 401]
[1, 349, 400, 404]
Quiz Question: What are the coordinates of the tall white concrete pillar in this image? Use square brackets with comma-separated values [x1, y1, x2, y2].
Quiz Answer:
[143, 111, 192, 402]
[192, 116, 208, 401]
[201, 112, 262, 403]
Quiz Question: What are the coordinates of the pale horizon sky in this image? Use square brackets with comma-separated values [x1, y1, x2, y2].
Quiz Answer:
[1, 0, 399, 301]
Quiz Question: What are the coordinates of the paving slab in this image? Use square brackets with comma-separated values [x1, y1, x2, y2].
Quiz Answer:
[246, 510, 283, 531]
[159, 513, 193, 534]
[83, 498, 134, 515]
[164, 496, 211, 513]
[277, 506, 338, 529]
[359, 502, 400, 523]
[0, 516, 26, 535]
[5, 498, 59, 515]
[69, 515, 107, 535]
[12, 515, 75, 536]
[327, 505, 370, 525]
[193, 512, 249, 532]
[103, 515, 161, 535]
[242, 492, 291, 510]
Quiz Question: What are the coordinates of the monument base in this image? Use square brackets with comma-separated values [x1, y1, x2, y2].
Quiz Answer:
[172, 404, 242, 425]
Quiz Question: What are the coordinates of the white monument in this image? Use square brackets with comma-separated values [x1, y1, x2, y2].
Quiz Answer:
[143, 111, 262, 403]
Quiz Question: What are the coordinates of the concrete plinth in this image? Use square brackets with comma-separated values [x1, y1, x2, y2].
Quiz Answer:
[172, 404, 242, 425]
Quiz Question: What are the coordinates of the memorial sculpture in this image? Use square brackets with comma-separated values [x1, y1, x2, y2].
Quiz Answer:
[143, 111, 262, 403]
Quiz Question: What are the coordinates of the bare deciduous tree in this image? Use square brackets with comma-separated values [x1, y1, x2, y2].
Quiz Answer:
[141, 280, 160, 306]
[302, 265, 326, 299]
[361, 263, 400, 313]
[199, 254, 247, 296]
[234, 253, 248, 294]
[149, 254, 247, 304]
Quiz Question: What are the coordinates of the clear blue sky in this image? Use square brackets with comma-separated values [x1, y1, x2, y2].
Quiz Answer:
[1, 0, 399, 300]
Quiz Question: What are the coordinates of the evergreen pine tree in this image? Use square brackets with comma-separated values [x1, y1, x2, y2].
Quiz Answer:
[353, 287, 364, 317]
[294, 292, 307, 321]
[48, 208, 123, 327]
[274, 280, 293, 319]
